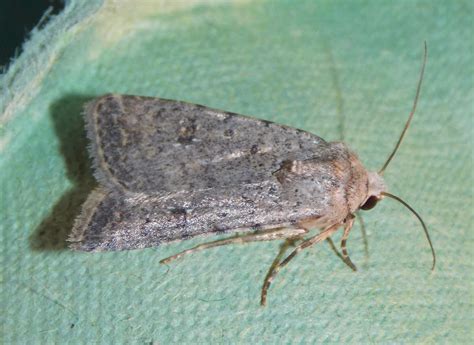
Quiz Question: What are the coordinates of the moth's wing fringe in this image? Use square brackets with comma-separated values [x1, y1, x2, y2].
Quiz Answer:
[68, 187, 108, 251]
[83, 97, 106, 187]
[67, 96, 114, 251]
[82, 94, 129, 193]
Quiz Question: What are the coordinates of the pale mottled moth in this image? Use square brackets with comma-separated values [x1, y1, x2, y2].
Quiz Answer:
[69, 43, 435, 305]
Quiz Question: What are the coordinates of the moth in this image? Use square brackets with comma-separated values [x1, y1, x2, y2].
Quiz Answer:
[69, 44, 435, 305]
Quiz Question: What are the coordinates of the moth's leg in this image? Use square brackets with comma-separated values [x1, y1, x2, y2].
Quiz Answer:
[260, 235, 306, 304]
[356, 212, 369, 258]
[326, 237, 357, 272]
[340, 215, 357, 271]
[261, 222, 342, 306]
[160, 227, 308, 264]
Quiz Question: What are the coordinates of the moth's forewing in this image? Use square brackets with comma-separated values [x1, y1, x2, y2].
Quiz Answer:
[85, 94, 325, 193]
[70, 95, 351, 251]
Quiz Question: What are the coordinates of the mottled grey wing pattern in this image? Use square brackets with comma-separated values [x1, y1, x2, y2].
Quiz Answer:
[70, 94, 352, 251]
[86, 94, 325, 193]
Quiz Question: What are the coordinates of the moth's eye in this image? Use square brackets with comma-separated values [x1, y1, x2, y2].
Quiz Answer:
[360, 196, 379, 211]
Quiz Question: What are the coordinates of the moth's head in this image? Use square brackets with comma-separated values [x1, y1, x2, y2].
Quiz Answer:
[359, 172, 386, 211]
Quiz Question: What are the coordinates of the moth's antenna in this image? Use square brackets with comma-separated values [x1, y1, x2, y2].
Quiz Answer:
[379, 42, 427, 175]
[381, 191, 436, 270]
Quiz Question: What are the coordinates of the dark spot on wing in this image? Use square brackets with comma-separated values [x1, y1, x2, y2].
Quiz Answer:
[260, 119, 273, 127]
[153, 108, 166, 120]
[177, 121, 196, 144]
[223, 112, 238, 122]
[268, 185, 278, 195]
[170, 207, 187, 217]
[169, 207, 188, 227]
[224, 129, 234, 137]
[250, 145, 259, 154]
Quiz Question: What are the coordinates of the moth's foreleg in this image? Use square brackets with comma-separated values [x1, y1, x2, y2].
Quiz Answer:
[340, 215, 357, 271]
[160, 227, 308, 265]
[260, 222, 342, 306]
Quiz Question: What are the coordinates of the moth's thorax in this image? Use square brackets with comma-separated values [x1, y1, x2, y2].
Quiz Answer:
[346, 154, 387, 213]
[324, 142, 388, 215]
[343, 147, 371, 214]
[274, 142, 373, 227]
